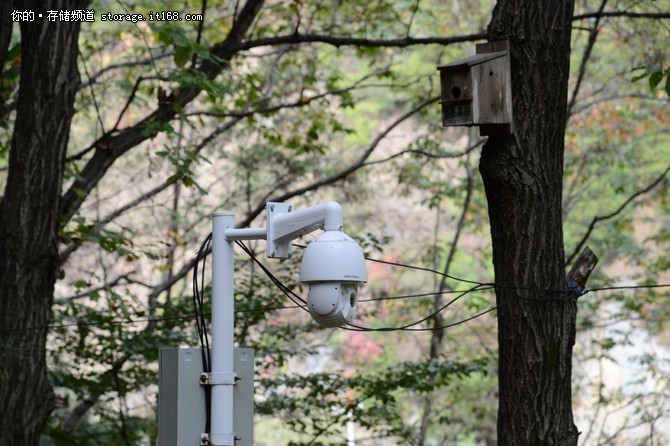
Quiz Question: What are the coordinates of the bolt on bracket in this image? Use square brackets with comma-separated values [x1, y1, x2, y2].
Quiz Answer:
[199, 372, 239, 386]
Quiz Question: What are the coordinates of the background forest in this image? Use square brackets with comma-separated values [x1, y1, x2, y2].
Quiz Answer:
[1, 0, 670, 445]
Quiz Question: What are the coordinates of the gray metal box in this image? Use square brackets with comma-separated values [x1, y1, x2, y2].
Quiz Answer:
[158, 348, 254, 445]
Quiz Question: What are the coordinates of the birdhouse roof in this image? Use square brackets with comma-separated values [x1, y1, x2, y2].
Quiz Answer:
[437, 51, 508, 70]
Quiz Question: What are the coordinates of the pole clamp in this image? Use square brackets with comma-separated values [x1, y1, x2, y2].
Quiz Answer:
[201, 432, 239, 445]
[199, 372, 239, 386]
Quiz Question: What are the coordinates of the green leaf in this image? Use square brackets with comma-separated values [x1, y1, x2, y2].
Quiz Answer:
[631, 73, 647, 83]
[665, 72, 670, 97]
[73, 279, 90, 289]
[174, 46, 191, 68]
[182, 175, 194, 187]
[649, 70, 663, 89]
[6, 44, 21, 61]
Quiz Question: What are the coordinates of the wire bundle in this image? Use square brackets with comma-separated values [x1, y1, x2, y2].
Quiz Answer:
[234, 241, 308, 311]
[234, 240, 500, 332]
[3, 238, 668, 335]
[192, 232, 212, 434]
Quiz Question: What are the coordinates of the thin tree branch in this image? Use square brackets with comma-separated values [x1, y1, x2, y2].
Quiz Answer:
[579, 356, 605, 446]
[185, 70, 405, 119]
[362, 139, 485, 167]
[61, 356, 128, 430]
[110, 76, 147, 134]
[117, 0, 160, 77]
[56, 274, 147, 302]
[65, 143, 97, 163]
[112, 371, 131, 446]
[568, 0, 608, 116]
[229, 32, 487, 52]
[573, 11, 670, 20]
[59, 117, 243, 264]
[566, 165, 670, 265]
[59, 0, 266, 223]
[406, 0, 422, 38]
[419, 155, 474, 446]
[438, 158, 474, 295]
[305, 417, 342, 446]
[139, 98, 439, 303]
[80, 53, 173, 89]
[571, 94, 667, 116]
[79, 50, 108, 137]
[191, 0, 209, 66]
[59, 266, 184, 430]
[217, 11, 670, 56]
[163, 120, 186, 305]
[237, 96, 440, 229]
[562, 151, 592, 219]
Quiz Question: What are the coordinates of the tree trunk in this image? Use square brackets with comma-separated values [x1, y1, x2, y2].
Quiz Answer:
[479, 1, 578, 445]
[0, 2, 86, 444]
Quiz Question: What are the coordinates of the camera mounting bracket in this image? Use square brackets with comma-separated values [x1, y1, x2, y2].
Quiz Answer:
[266, 201, 344, 259]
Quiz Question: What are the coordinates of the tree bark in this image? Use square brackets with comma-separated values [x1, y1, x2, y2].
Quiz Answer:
[479, 1, 578, 445]
[0, 1, 86, 444]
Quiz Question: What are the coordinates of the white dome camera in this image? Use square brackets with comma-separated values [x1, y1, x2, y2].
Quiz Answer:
[299, 230, 367, 327]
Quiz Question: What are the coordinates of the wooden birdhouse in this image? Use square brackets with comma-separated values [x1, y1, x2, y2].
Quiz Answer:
[438, 41, 513, 135]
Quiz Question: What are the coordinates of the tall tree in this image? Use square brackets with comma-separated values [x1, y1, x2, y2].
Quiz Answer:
[0, 1, 88, 444]
[480, 0, 578, 444]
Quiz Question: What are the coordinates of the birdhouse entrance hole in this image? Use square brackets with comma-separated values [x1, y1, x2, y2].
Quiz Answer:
[437, 40, 514, 135]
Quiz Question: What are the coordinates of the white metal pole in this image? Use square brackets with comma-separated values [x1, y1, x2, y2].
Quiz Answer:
[211, 212, 236, 446]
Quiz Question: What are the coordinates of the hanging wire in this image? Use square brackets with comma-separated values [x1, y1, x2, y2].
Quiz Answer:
[4, 282, 669, 334]
[341, 283, 496, 332]
[191, 232, 213, 434]
[4, 237, 670, 335]
[192, 233, 212, 373]
[234, 240, 309, 312]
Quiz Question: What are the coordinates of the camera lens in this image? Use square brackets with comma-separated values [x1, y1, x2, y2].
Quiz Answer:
[350, 292, 356, 307]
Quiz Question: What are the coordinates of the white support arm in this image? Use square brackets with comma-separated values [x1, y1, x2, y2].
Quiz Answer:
[267, 201, 343, 258]
[224, 227, 267, 241]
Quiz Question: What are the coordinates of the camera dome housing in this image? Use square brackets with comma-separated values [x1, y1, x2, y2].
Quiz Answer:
[299, 230, 367, 327]
[305, 282, 358, 327]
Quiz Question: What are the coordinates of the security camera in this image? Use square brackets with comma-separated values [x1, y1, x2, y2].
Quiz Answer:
[205, 200, 369, 445]
[263, 201, 367, 327]
[299, 230, 368, 327]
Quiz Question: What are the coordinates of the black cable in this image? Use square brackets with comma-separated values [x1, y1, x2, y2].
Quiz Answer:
[235, 244, 670, 332]
[11, 278, 670, 334]
[293, 243, 486, 287]
[192, 232, 212, 435]
[193, 233, 212, 373]
[365, 257, 587, 298]
[590, 283, 670, 292]
[0, 287, 496, 333]
[234, 241, 309, 312]
[364, 256, 484, 287]
[341, 283, 493, 332]
[0, 314, 196, 333]
[6, 238, 670, 338]
[238, 245, 504, 334]
[359, 286, 497, 303]
[342, 304, 501, 332]
[200, 235, 212, 372]
[4, 282, 670, 334]
[402, 305, 500, 331]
